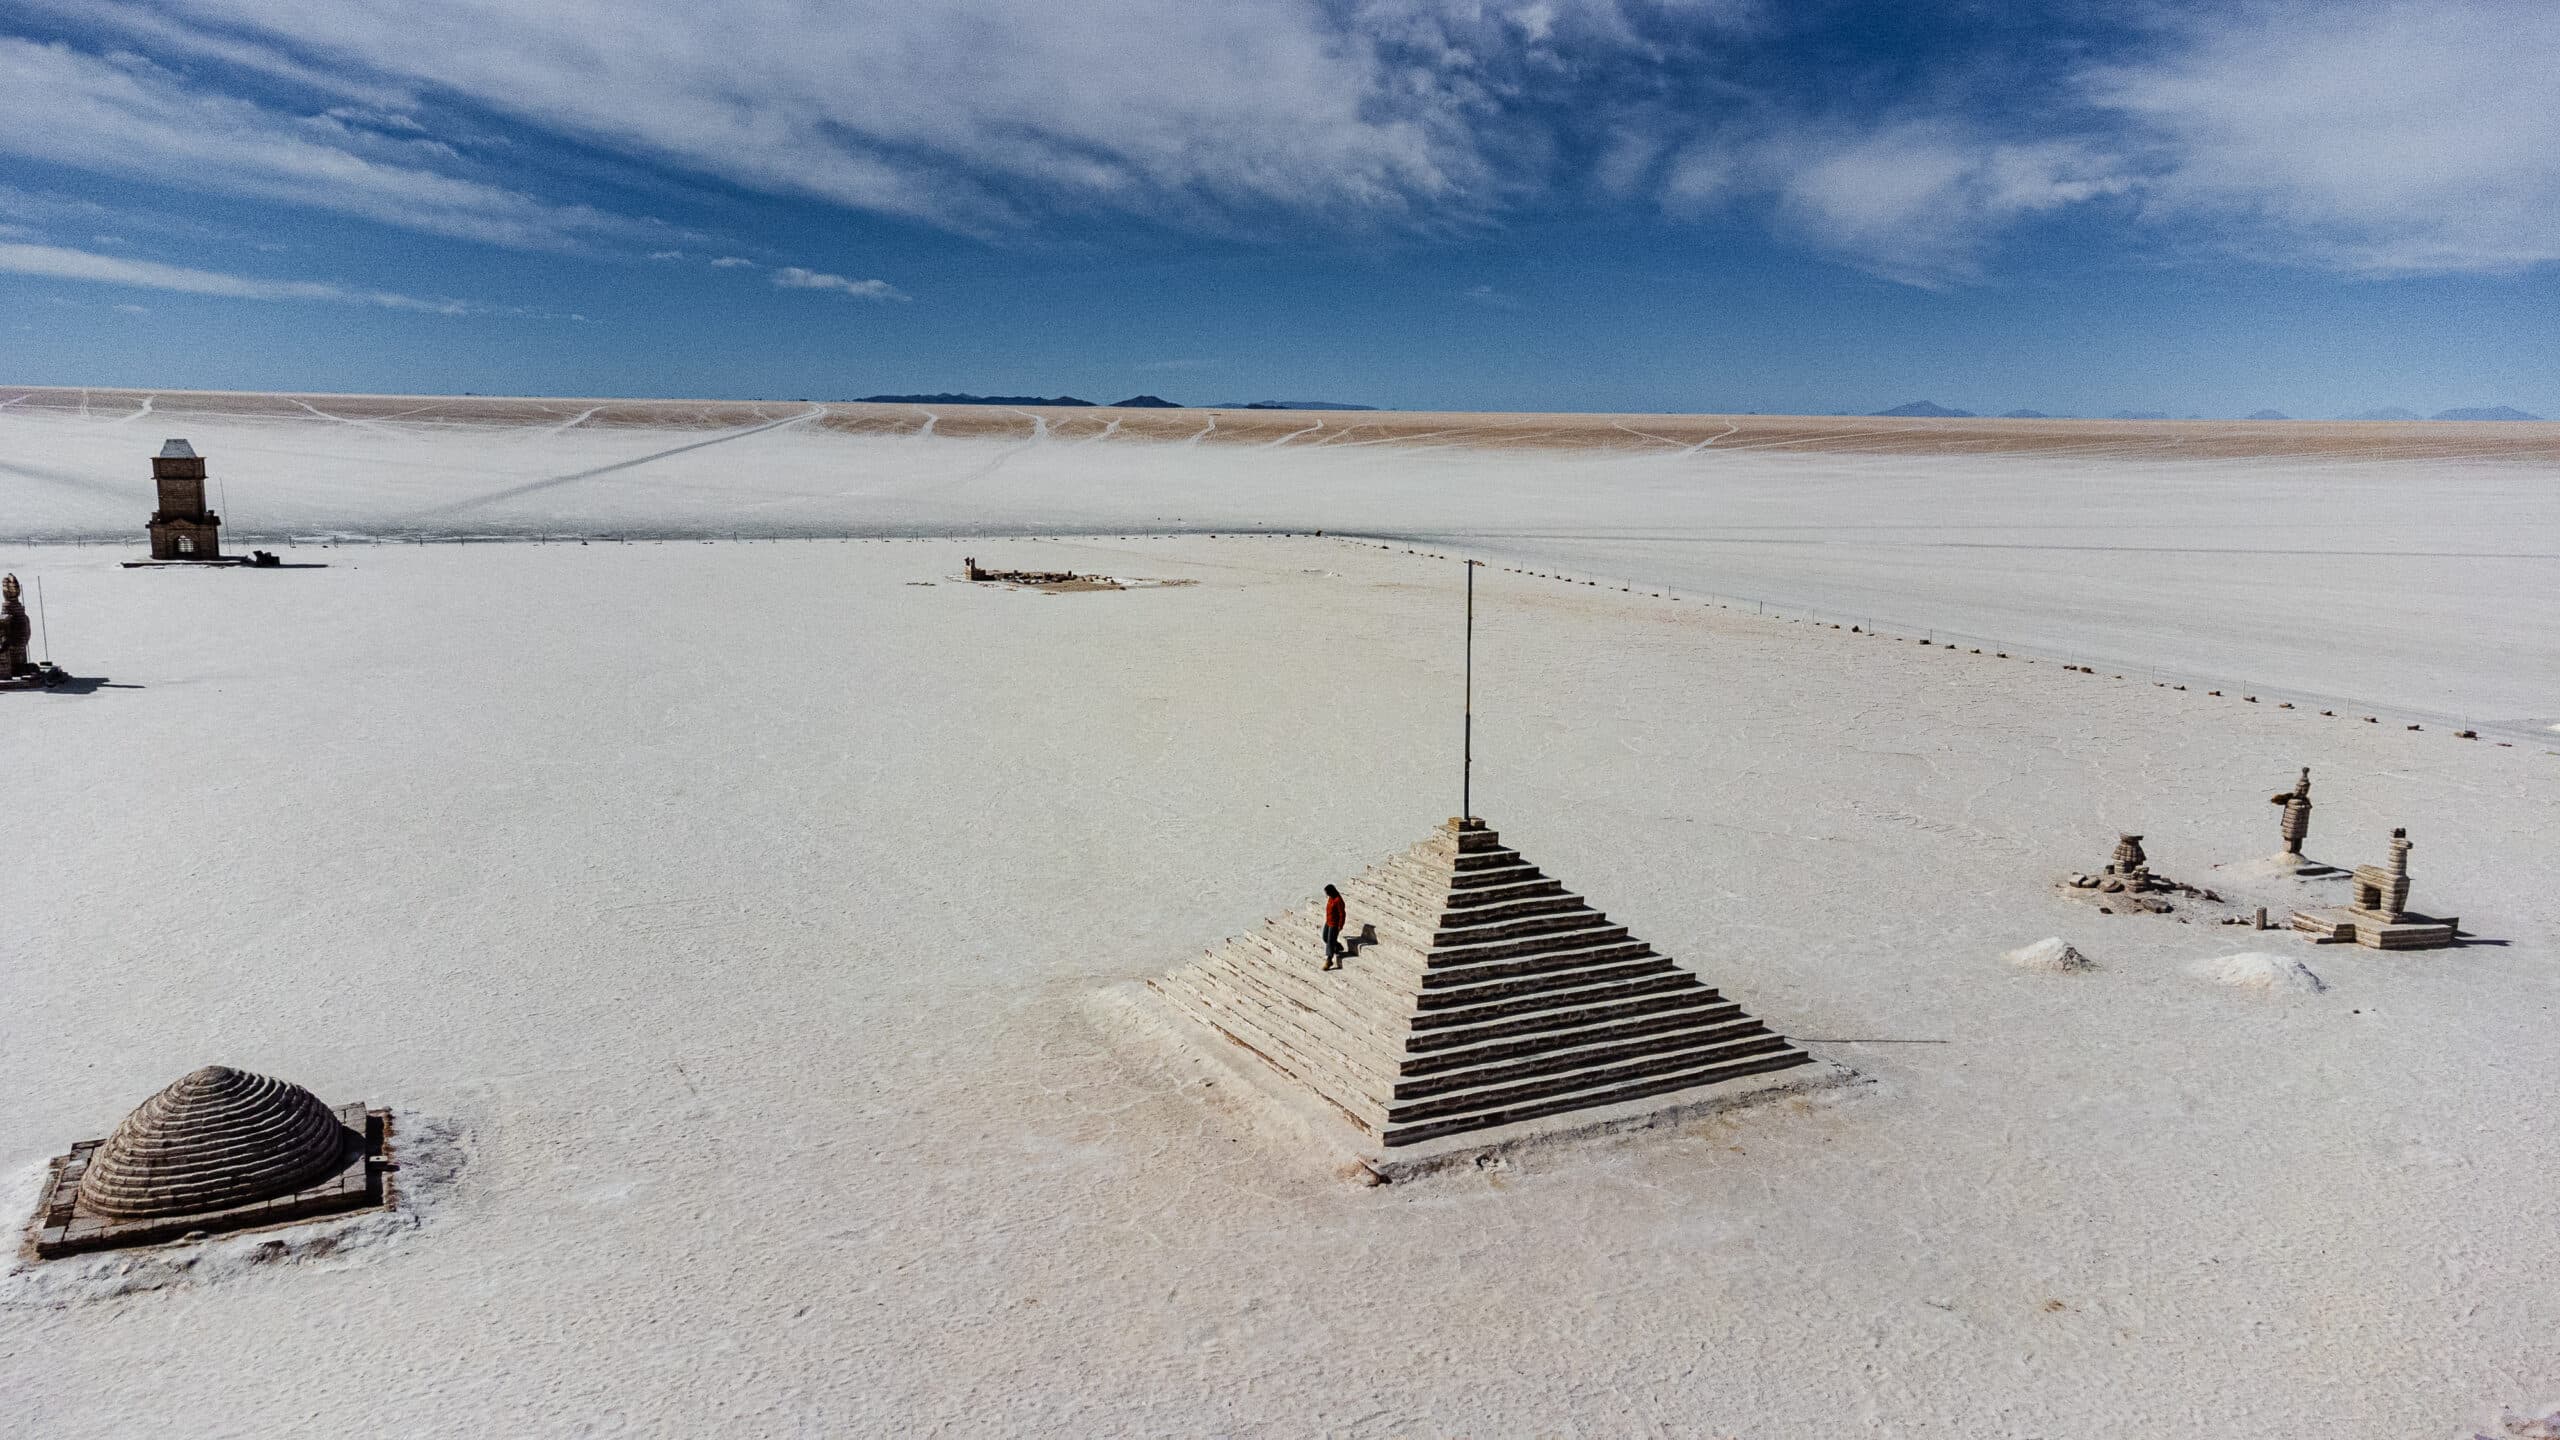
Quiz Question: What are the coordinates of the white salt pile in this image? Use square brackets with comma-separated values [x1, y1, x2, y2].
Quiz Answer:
[2187, 952, 2327, 994]
[2005, 937, 2094, 972]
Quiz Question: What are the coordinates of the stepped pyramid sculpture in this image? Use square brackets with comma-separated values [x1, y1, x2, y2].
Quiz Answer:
[1152, 818, 1823, 1168]
[32, 1065, 387, 1257]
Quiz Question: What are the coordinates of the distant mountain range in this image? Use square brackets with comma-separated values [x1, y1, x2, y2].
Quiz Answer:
[857, 392, 1094, 407]
[851, 392, 1377, 410]
[1868, 401, 2547, 424]
[2338, 405, 2544, 421]
[1207, 400, 1377, 410]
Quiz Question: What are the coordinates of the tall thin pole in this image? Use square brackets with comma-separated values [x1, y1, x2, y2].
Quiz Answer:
[1462, 559, 1477, 822]
[35, 576, 52, 663]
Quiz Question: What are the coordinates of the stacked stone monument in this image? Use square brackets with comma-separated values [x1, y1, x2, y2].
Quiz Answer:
[2291, 828, 2459, 949]
[2062, 833, 2218, 914]
[1152, 817, 1818, 1165]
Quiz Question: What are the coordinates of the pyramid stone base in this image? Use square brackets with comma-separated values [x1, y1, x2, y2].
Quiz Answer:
[2290, 907, 2459, 950]
[1119, 982, 1855, 1180]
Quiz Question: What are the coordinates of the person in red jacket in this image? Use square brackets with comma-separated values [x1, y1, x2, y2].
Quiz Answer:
[1321, 884, 1347, 970]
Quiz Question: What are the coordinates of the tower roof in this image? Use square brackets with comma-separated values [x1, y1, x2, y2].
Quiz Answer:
[74, 1065, 352, 1218]
[1154, 818, 1814, 1151]
[157, 438, 197, 459]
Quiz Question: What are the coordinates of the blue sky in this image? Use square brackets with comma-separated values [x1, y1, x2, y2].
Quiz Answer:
[2, 0, 2555, 416]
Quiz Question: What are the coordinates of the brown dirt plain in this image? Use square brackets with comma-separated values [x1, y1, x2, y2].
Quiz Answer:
[7, 384, 2558, 462]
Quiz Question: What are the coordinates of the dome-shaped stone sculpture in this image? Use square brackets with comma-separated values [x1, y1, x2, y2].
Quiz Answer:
[74, 1065, 353, 1219]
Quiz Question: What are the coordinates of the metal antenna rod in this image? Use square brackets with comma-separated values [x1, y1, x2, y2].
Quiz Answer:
[36, 576, 51, 663]
[1462, 558, 1479, 822]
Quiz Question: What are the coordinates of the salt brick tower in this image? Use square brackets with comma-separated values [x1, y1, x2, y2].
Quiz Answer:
[146, 439, 222, 560]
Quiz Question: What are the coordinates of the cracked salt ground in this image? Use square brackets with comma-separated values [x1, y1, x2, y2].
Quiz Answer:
[0, 535, 2552, 1437]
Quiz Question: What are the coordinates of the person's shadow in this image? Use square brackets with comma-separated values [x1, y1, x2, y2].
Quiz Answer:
[11, 671, 136, 695]
[1343, 922, 1379, 958]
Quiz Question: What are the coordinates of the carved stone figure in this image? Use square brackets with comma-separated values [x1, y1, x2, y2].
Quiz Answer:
[2271, 768, 2313, 857]
[0, 574, 29, 677]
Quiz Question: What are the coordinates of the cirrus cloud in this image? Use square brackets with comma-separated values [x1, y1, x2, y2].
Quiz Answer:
[771, 266, 906, 301]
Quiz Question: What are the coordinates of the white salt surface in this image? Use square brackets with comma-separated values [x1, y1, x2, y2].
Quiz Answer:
[2, 534, 2553, 1437]
[2187, 951, 2329, 993]
[3, 401, 2555, 730]
[2006, 936, 2095, 972]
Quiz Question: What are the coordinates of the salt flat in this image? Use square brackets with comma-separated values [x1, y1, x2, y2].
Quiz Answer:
[2, 388, 2555, 731]
[2, 533, 2553, 1437]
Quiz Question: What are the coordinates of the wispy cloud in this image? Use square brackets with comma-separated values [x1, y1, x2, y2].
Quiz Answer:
[2090, 0, 2560, 274]
[1461, 283, 1523, 309]
[648, 249, 686, 261]
[709, 255, 755, 268]
[0, 241, 467, 311]
[0, 38, 639, 251]
[2, 0, 2550, 290]
[772, 266, 907, 301]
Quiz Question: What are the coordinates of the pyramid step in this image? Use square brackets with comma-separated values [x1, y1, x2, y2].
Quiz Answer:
[1353, 909, 1603, 960]
[1417, 953, 1676, 1006]
[1417, 938, 1658, 988]
[1152, 973, 1390, 1131]
[1378, 1048, 1817, 1148]
[1410, 968, 1705, 1029]
[1406, 982, 1730, 1052]
[1392, 1016, 1776, 1101]
[1261, 913, 1660, 995]
[1240, 924, 1434, 1021]
[1402, 999, 1748, 1074]
[1420, 922, 1635, 968]
[1191, 947, 1414, 1069]
[1351, 855, 1546, 922]
[1211, 942, 1422, 1059]
[1344, 870, 1570, 927]
[1413, 917, 1628, 963]
[1419, 906, 1614, 949]
[1383, 1030, 1805, 1127]
[1380, 852, 1545, 891]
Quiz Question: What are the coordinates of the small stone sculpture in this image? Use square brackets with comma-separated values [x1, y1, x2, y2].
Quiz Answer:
[2271, 768, 2312, 858]
[2062, 832, 2222, 916]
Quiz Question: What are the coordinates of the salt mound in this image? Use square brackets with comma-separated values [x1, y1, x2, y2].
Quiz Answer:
[2187, 952, 2326, 994]
[2005, 937, 2093, 972]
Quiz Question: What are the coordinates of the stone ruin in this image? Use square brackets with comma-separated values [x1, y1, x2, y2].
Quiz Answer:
[30, 1065, 388, 1257]
[960, 555, 1117, 590]
[2062, 832, 2221, 914]
[2292, 828, 2460, 949]
[1149, 817, 1831, 1177]
[145, 439, 224, 562]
